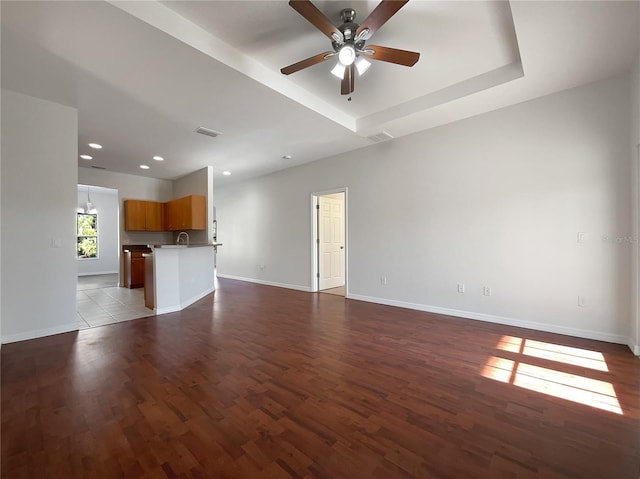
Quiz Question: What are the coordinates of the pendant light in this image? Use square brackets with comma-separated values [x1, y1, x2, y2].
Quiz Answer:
[86, 187, 97, 214]
[78, 187, 97, 214]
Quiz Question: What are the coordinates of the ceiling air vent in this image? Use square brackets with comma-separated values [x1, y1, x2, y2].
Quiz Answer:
[91, 165, 107, 170]
[367, 131, 394, 143]
[195, 126, 223, 138]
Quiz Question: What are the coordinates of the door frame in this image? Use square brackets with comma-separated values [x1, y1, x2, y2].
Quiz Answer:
[310, 187, 348, 295]
[633, 144, 640, 355]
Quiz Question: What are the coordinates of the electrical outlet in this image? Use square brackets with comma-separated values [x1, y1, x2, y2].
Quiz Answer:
[483, 286, 492, 297]
[457, 283, 465, 293]
[578, 295, 587, 307]
[380, 275, 387, 286]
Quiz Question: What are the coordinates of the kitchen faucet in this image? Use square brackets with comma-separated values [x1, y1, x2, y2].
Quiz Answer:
[177, 231, 189, 245]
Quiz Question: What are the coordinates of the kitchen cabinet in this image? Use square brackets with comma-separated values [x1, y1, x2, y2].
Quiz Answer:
[145, 202, 164, 230]
[124, 200, 164, 231]
[123, 249, 149, 288]
[165, 195, 206, 231]
[144, 253, 154, 309]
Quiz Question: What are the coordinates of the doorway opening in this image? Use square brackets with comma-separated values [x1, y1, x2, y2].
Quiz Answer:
[311, 189, 347, 296]
[76, 184, 151, 329]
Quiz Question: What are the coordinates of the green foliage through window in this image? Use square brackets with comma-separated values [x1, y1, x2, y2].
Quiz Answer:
[77, 213, 98, 258]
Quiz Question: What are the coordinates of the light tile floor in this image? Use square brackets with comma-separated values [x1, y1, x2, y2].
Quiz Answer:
[76, 274, 154, 330]
[319, 285, 345, 296]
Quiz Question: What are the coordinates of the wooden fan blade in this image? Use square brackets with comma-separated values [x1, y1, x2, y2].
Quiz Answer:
[356, 0, 409, 39]
[281, 51, 334, 75]
[365, 45, 420, 66]
[289, 0, 341, 40]
[341, 63, 355, 95]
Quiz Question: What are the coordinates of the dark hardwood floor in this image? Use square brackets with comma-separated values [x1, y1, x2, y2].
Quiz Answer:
[2, 278, 639, 478]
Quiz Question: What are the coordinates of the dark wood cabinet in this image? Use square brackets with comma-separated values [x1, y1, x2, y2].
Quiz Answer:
[144, 254, 154, 309]
[124, 200, 164, 231]
[123, 249, 150, 288]
[165, 195, 206, 231]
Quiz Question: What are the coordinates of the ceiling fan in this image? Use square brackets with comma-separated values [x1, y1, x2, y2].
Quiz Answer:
[280, 0, 420, 96]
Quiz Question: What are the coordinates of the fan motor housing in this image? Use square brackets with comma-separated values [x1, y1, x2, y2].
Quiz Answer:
[333, 12, 365, 52]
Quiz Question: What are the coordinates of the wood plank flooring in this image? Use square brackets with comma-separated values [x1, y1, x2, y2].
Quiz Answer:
[2, 278, 639, 478]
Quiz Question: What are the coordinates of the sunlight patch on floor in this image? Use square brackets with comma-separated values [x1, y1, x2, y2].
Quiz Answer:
[483, 336, 622, 415]
[496, 336, 608, 371]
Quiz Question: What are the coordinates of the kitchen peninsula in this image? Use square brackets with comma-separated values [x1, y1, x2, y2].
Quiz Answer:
[145, 244, 215, 314]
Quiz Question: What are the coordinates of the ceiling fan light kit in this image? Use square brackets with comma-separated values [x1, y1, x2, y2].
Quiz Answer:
[331, 63, 346, 79]
[355, 56, 371, 75]
[281, 0, 420, 95]
[338, 44, 356, 66]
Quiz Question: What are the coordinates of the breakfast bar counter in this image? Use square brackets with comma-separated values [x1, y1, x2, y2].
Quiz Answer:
[148, 244, 215, 314]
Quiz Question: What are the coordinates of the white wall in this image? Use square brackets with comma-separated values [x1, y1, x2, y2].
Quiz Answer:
[630, 52, 640, 355]
[173, 166, 213, 245]
[1, 89, 78, 343]
[76, 185, 119, 275]
[216, 74, 633, 345]
[78, 167, 174, 246]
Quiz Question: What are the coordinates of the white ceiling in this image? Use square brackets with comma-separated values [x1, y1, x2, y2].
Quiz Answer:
[1, 1, 638, 184]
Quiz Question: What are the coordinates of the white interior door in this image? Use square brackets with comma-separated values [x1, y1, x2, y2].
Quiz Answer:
[318, 194, 345, 290]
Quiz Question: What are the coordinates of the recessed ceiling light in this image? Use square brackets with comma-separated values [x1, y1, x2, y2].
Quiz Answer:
[282, 155, 292, 160]
[140, 165, 150, 170]
[80, 155, 93, 160]
[222, 171, 231, 176]
[153, 156, 164, 161]
[88, 143, 102, 149]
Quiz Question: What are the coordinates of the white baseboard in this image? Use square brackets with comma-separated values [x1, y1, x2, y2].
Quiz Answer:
[216, 274, 312, 292]
[181, 286, 215, 310]
[628, 340, 640, 356]
[347, 293, 629, 346]
[155, 286, 215, 315]
[1, 322, 79, 344]
[77, 270, 118, 277]
[155, 305, 181, 315]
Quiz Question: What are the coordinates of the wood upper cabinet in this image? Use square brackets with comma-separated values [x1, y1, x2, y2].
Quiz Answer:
[124, 200, 164, 231]
[145, 202, 163, 231]
[165, 195, 206, 231]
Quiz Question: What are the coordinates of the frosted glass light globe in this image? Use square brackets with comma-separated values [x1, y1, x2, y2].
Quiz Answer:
[338, 45, 356, 66]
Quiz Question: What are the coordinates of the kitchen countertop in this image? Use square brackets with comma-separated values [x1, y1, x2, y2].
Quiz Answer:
[122, 244, 152, 253]
[150, 243, 219, 249]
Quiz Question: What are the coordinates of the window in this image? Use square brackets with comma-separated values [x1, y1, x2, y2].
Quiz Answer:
[77, 213, 98, 259]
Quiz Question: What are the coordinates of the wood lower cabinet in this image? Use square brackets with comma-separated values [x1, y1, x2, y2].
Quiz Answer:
[123, 249, 149, 288]
[144, 254, 154, 309]
[124, 200, 164, 231]
[165, 195, 206, 231]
